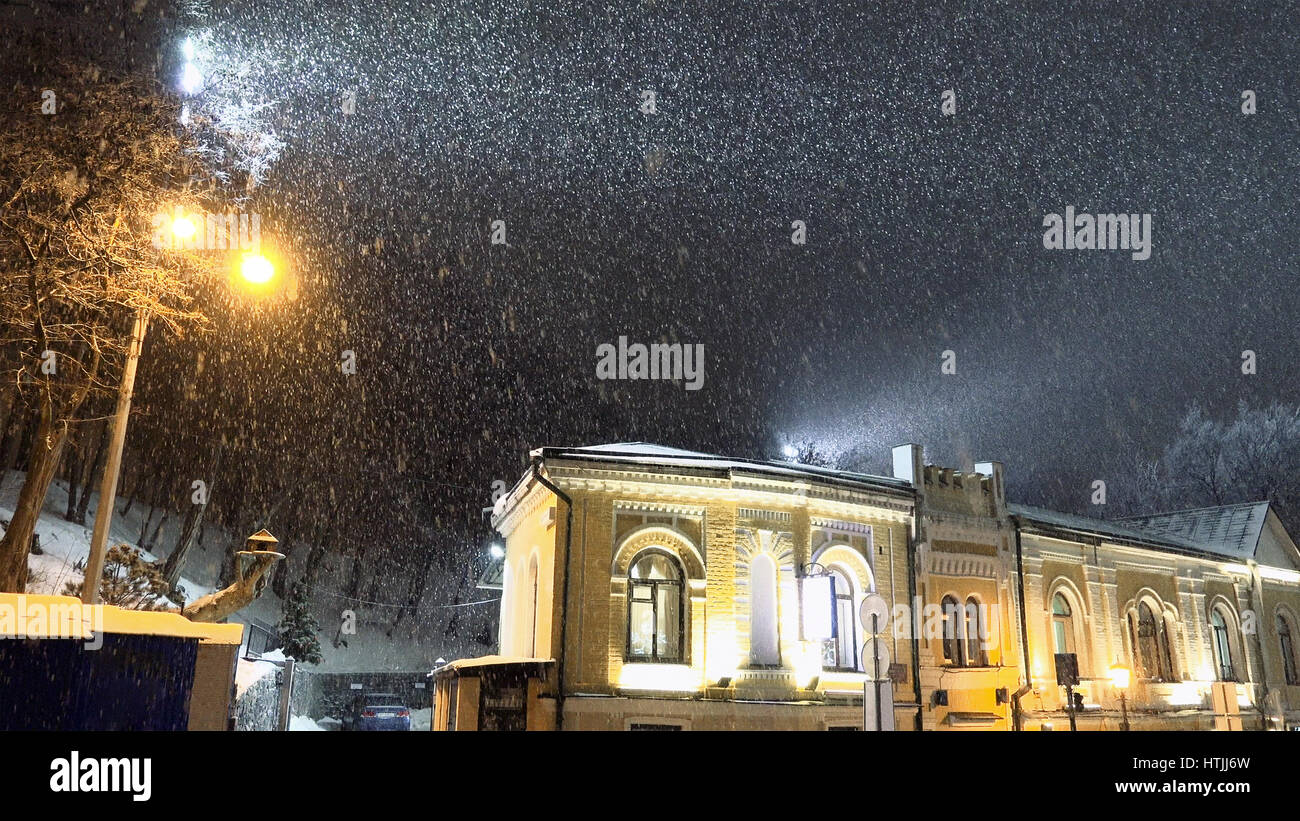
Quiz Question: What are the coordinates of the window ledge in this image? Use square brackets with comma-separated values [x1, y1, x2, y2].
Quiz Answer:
[617, 662, 700, 693]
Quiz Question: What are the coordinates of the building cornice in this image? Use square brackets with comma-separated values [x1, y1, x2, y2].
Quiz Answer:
[539, 460, 913, 524]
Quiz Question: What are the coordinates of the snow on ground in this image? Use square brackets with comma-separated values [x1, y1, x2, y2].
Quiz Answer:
[289, 715, 327, 731]
[287, 711, 425, 731]
[410, 707, 431, 731]
[235, 648, 286, 698]
[0, 469, 218, 602]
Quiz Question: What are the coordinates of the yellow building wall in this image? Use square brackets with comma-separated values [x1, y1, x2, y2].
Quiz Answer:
[493, 458, 1300, 731]
[498, 488, 559, 658]
[523, 472, 915, 717]
[1260, 580, 1300, 720]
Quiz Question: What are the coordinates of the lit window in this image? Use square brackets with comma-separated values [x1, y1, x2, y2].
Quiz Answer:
[1052, 593, 1074, 655]
[1131, 601, 1175, 681]
[1278, 613, 1299, 686]
[965, 596, 987, 667]
[1210, 608, 1238, 683]
[626, 550, 684, 663]
[942, 595, 962, 665]
[822, 568, 859, 671]
[526, 554, 539, 658]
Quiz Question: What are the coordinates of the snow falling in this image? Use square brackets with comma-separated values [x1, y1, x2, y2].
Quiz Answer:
[1, 0, 1299, 726]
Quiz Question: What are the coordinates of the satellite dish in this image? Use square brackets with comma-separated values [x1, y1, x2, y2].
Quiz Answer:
[860, 637, 891, 679]
[858, 593, 890, 635]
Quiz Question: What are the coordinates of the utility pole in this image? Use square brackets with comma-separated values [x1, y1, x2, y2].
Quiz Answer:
[82, 307, 148, 604]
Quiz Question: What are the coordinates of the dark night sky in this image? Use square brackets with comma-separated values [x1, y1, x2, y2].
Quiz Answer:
[8, 0, 1300, 515]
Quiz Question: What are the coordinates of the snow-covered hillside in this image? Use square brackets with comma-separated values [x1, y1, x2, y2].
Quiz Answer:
[0, 469, 496, 673]
[2, 469, 217, 603]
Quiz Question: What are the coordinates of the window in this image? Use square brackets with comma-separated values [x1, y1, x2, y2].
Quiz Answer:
[965, 596, 987, 667]
[750, 553, 780, 666]
[1159, 614, 1177, 680]
[1210, 608, 1237, 683]
[1052, 593, 1074, 655]
[823, 568, 858, 671]
[626, 550, 684, 663]
[526, 554, 539, 657]
[1131, 601, 1174, 681]
[1134, 603, 1157, 679]
[1278, 613, 1299, 686]
[941, 595, 962, 665]
[629, 723, 683, 731]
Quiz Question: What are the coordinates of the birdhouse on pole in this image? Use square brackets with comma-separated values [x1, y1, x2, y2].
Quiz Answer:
[245, 529, 280, 553]
[236, 529, 285, 587]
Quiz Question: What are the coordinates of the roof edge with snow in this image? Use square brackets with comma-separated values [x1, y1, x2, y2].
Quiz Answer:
[536, 442, 913, 497]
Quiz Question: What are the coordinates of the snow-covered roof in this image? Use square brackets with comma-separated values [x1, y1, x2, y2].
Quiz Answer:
[530, 444, 1283, 565]
[0, 593, 244, 644]
[539, 442, 911, 494]
[1010, 504, 1206, 554]
[570, 442, 718, 458]
[1117, 502, 1271, 561]
[431, 655, 554, 678]
[1011, 501, 1277, 560]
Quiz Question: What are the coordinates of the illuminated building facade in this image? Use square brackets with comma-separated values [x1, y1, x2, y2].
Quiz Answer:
[435, 442, 1300, 731]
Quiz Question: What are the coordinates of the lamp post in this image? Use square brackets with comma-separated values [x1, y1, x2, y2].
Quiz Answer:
[80, 216, 277, 604]
[1109, 662, 1132, 732]
[81, 304, 148, 604]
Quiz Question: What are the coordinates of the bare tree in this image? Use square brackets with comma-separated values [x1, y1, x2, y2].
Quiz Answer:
[1112, 402, 1300, 532]
[0, 63, 225, 591]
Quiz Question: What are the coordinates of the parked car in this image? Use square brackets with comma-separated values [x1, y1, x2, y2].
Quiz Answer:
[341, 692, 411, 731]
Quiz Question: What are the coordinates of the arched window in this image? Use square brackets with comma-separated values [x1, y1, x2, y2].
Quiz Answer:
[1210, 608, 1238, 683]
[1130, 601, 1175, 681]
[1052, 593, 1074, 655]
[965, 596, 987, 667]
[750, 553, 780, 667]
[1278, 612, 1299, 686]
[941, 595, 962, 665]
[626, 550, 684, 663]
[526, 553, 539, 657]
[824, 567, 858, 671]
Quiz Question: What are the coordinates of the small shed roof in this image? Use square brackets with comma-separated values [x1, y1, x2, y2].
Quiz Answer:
[432, 655, 554, 679]
[0, 593, 244, 645]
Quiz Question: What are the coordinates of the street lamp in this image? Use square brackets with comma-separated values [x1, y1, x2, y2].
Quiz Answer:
[180, 62, 203, 95]
[489, 542, 505, 560]
[1109, 662, 1132, 732]
[239, 252, 275, 285]
[81, 216, 279, 604]
[170, 214, 197, 243]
